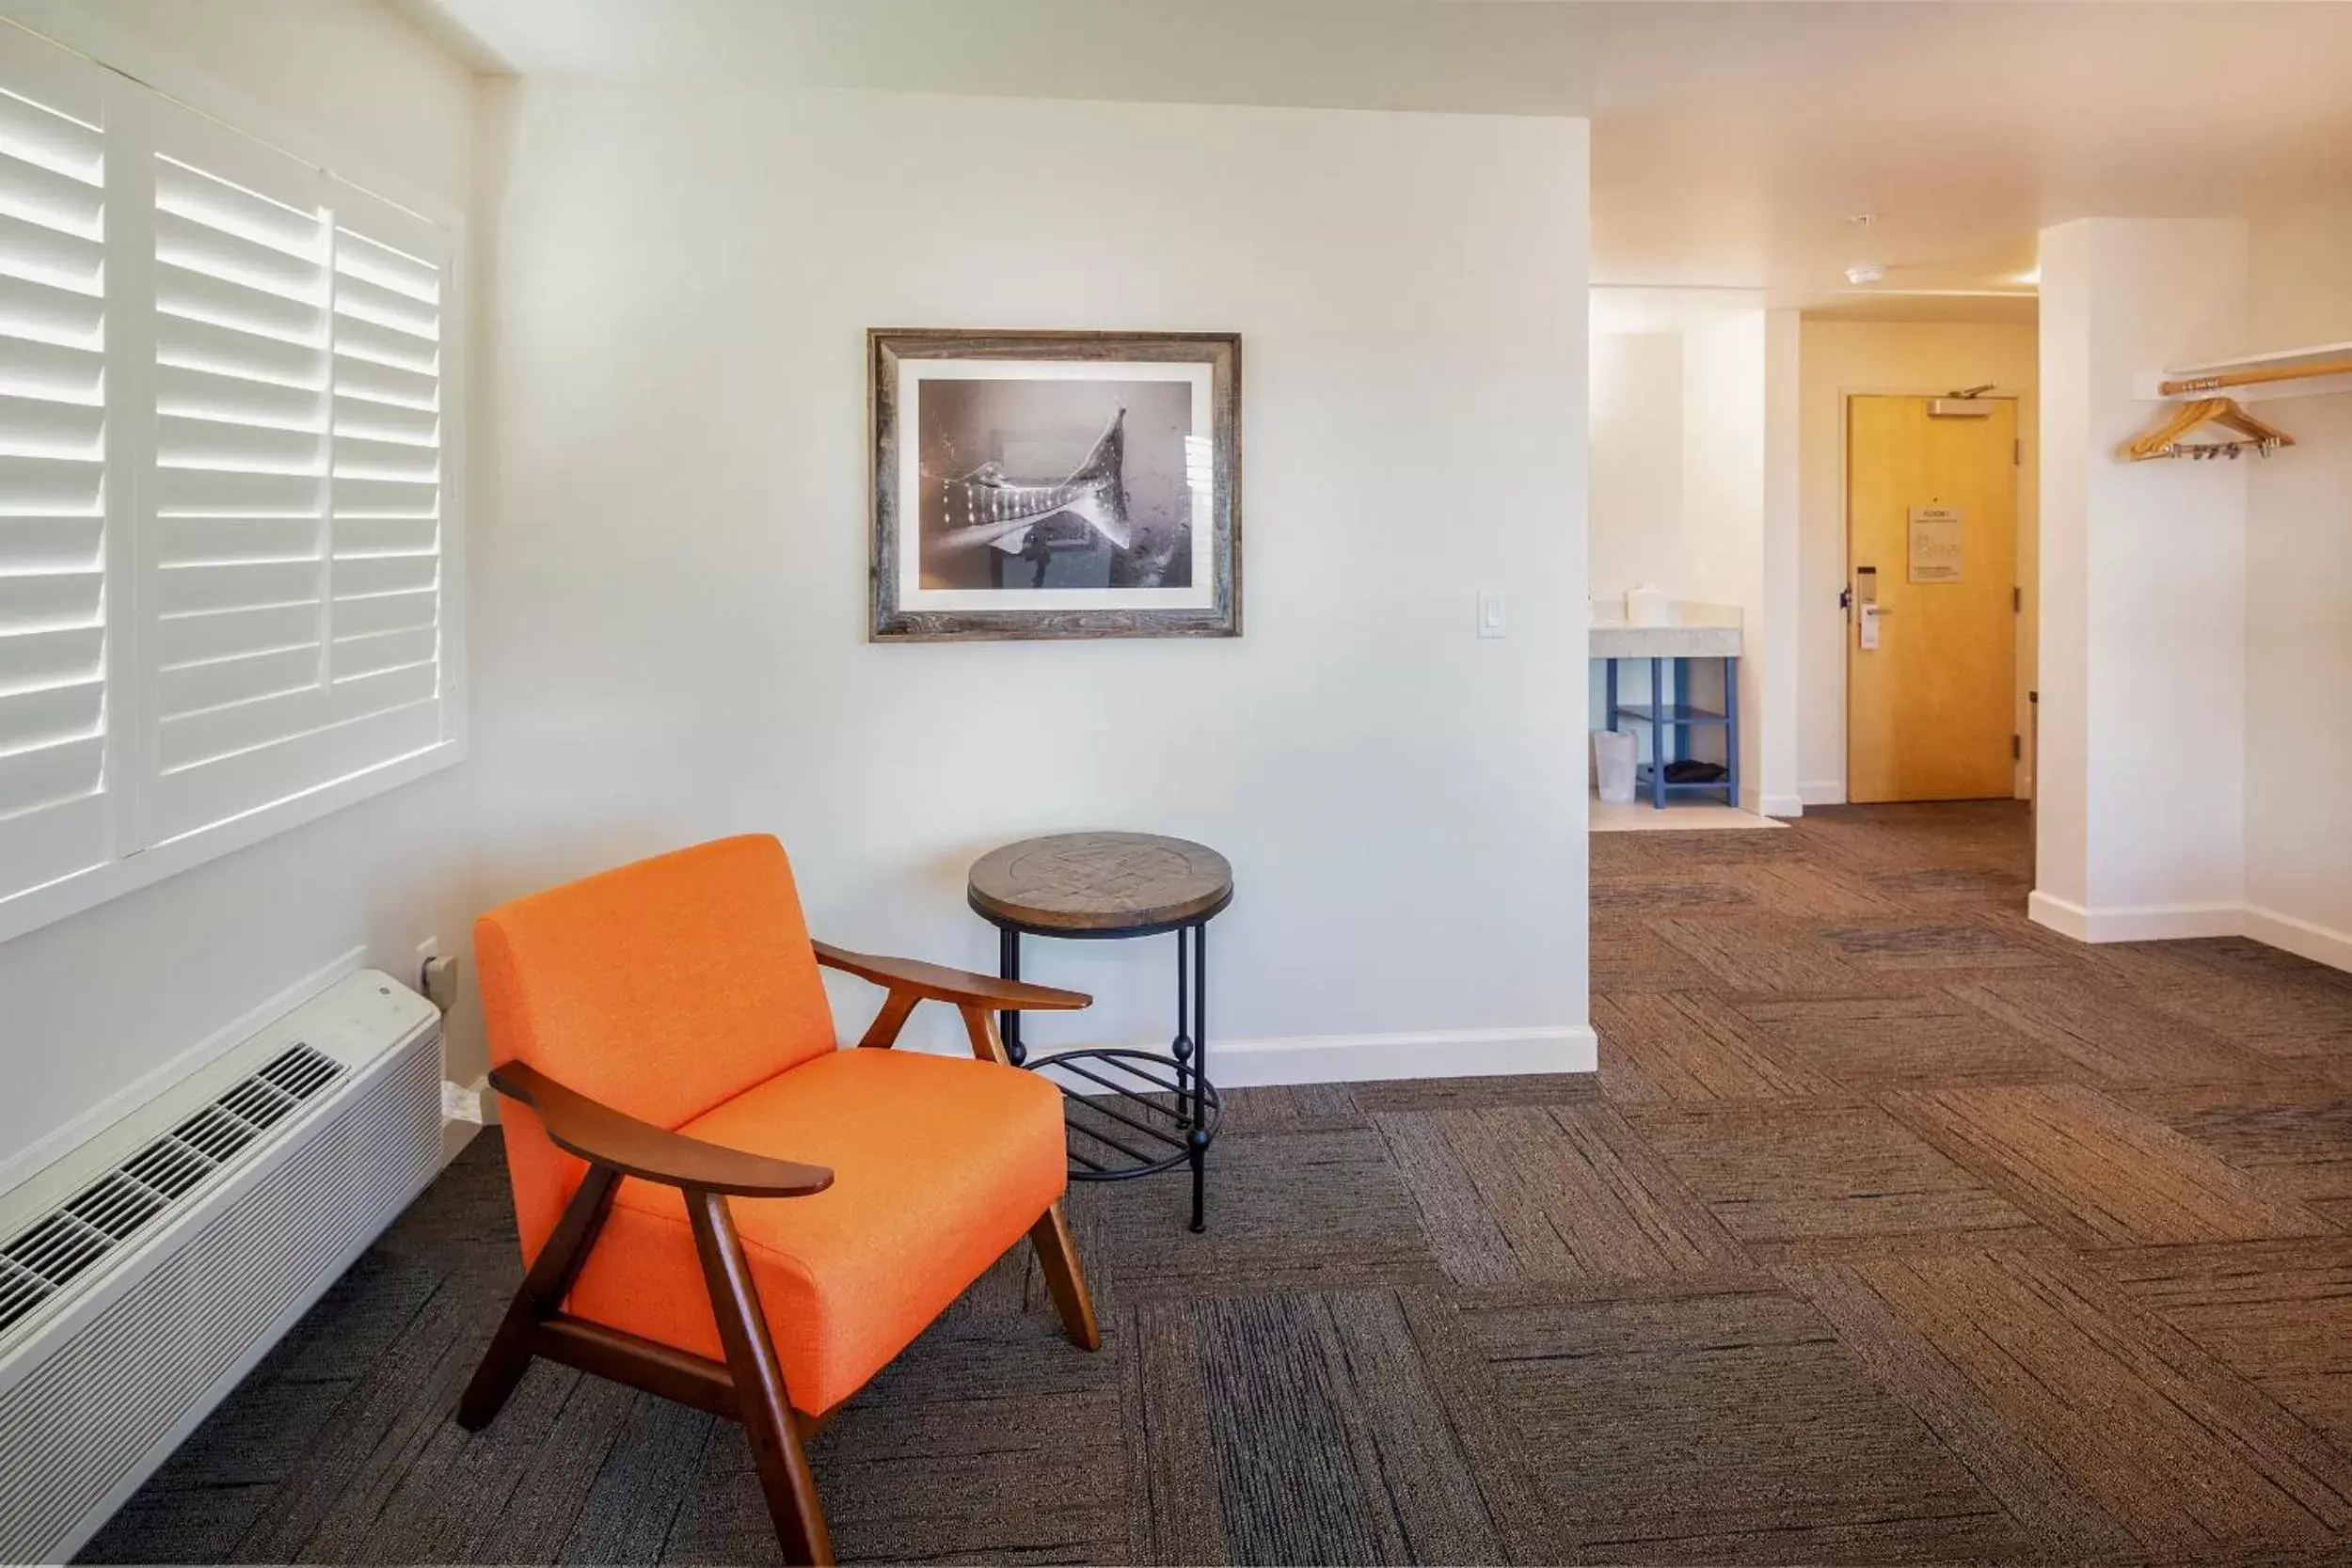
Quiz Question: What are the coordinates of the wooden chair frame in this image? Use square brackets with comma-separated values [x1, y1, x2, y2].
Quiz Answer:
[456, 944, 1102, 1567]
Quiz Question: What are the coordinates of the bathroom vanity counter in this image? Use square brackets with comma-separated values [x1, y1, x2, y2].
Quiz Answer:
[1589, 624, 1742, 659]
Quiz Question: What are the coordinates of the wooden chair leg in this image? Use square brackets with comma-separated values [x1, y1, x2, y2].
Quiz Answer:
[688, 1188, 834, 1568]
[1029, 1200, 1101, 1352]
[458, 1164, 619, 1431]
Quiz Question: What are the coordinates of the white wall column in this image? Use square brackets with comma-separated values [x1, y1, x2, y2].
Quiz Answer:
[1679, 312, 1767, 801]
[2032, 217, 2249, 941]
[1757, 308, 1803, 816]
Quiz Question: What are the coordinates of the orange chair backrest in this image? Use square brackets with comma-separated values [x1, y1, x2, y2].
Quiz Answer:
[475, 833, 838, 1133]
[476, 835, 840, 1264]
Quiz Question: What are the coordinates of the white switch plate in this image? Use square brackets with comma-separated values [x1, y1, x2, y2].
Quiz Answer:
[1478, 592, 1506, 639]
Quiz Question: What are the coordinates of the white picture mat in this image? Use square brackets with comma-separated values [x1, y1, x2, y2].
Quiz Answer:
[897, 358, 1216, 612]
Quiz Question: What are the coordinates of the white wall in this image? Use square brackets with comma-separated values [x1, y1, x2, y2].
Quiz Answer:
[1585, 329, 1685, 775]
[2244, 197, 2352, 968]
[477, 83, 1594, 1080]
[2034, 217, 2249, 936]
[0, 0, 481, 1189]
[1796, 319, 2039, 804]
[1589, 333, 1685, 600]
[1680, 312, 1770, 798]
[1761, 309, 1803, 815]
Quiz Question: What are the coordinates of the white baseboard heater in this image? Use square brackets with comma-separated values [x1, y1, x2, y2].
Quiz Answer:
[0, 972, 443, 1563]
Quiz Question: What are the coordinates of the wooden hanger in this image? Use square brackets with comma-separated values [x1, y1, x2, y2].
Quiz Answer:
[2123, 396, 2296, 462]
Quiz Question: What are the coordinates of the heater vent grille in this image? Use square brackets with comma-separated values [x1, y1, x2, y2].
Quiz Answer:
[0, 1029, 436, 1565]
[0, 1044, 345, 1339]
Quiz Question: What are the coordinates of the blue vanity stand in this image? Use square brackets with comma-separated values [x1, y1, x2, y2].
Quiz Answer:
[1592, 624, 1742, 810]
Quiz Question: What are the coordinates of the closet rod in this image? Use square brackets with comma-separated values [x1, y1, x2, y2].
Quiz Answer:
[2160, 356, 2352, 396]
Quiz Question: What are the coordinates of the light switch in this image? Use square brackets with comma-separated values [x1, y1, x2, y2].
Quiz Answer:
[1478, 592, 1506, 639]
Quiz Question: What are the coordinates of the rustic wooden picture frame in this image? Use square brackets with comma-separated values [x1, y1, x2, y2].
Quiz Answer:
[869, 329, 1242, 641]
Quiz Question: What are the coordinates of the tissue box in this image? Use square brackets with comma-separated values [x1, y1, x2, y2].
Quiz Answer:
[1626, 587, 1673, 627]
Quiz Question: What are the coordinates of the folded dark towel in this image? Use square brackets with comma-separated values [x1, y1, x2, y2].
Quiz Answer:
[1662, 759, 1728, 784]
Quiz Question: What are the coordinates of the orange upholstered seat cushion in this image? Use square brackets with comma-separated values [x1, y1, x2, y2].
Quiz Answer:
[556, 1048, 1069, 1415]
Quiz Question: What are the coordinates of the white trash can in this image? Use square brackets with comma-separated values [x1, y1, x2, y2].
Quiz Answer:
[1594, 729, 1638, 804]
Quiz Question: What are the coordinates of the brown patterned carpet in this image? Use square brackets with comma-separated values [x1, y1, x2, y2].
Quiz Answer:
[84, 802, 2352, 1565]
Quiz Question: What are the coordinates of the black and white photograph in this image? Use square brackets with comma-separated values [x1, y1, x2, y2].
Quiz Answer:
[869, 330, 1240, 641]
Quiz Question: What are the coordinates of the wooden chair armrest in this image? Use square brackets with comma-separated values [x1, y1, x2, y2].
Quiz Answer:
[487, 1061, 834, 1197]
[811, 941, 1091, 1011]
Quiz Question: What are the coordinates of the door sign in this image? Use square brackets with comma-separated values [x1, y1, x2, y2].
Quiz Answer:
[1908, 506, 1964, 583]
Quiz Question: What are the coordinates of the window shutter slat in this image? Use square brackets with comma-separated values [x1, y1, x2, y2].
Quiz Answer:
[0, 565, 102, 627]
[153, 601, 315, 668]
[155, 310, 321, 386]
[0, 514, 103, 569]
[328, 515, 433, 556]
[0, 451, 103, 509]
[151, 696, 437, 843]
[0, 146, 103, 234]
[0, 787, 106, 897]
[0, 209, 102, 289]
[2, 335, 104, 402]
[332, 625, 433, 680]
[157, 258, 327, 345]
[0, 29, 112, 904]
[156, 641, 315, 717]
[156, 410, 321, 472]
[156, 558, 320, 616]
[331, 587, 433, 641]
[0, 729, 100, 815]
[0, 390, 103, 453]
[158, 514, 320, 566]
[0, 673, 101, 750]
[0, 622, 102, 691]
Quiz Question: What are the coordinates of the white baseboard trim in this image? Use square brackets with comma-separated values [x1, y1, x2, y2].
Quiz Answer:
[1033, 1025, 1597, 1092]
[0, 944, 369, 1200]
[2241, 904, 2352, 973]
[2028, 891, 2352, 973]
[2026, 890, 2090, 941]
[2027, 890, 2240, 943]
[1799, 780, 1846, 807]
[1752, 791, 1805, 819]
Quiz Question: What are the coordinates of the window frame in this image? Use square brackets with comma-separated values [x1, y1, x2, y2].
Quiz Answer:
[0, 13, 468, 948]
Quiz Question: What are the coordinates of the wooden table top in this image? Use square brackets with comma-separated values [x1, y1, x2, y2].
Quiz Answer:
[967, 832, 1233, 933]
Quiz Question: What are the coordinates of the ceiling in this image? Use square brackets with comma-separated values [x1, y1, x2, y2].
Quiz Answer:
[414, 0, 2352, 317]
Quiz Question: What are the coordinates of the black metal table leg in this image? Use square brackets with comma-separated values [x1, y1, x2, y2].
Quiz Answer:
[998, 927, 1025, 1067]
[1171, 926, 1194, 1127]
[1189, 919, 1208, 1232]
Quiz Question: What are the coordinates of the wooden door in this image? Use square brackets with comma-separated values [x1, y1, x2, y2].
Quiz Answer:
[1846, 395, 2018, 802]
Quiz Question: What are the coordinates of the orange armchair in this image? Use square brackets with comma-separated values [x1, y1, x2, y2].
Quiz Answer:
[456, 835, 1101, 1565]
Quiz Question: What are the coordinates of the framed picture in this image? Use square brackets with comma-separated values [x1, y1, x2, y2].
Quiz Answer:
[869, 329, 1241, 641]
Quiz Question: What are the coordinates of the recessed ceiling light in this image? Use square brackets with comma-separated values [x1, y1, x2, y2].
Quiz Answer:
[1846, 263, 1887, 286]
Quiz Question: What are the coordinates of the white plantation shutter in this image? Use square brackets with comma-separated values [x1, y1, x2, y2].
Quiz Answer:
[0, 30, 115, 901]
[323, 180, 444, 787]
[0, 21, 458, 928]
[147, 103, 337, 841]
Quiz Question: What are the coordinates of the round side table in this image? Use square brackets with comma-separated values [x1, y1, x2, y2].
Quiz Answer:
[967, 832, 1233, 1232]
